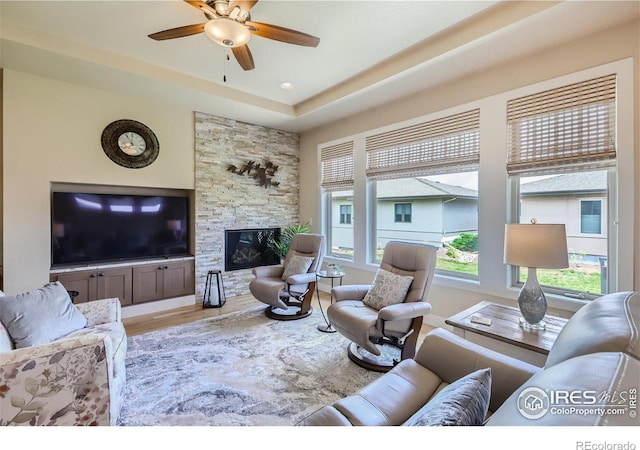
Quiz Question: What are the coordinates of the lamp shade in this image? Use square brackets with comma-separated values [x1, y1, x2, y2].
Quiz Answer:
[504, 223, 569, 269]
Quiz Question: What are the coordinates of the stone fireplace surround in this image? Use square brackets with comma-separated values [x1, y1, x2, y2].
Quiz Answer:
[195, 112, 300, 301]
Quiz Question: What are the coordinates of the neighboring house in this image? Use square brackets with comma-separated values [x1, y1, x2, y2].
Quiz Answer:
[520, 171, 607, 260]
[330, 172, 608, 260]
[330, 178, 479, 250]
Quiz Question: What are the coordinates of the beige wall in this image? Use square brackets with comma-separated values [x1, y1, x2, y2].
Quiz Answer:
[2, 70, 195, 294]
[0, 69, 3, 290]
[299, 19, 640, 320]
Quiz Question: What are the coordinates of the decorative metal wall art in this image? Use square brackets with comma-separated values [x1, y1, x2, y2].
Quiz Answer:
[227, 160, 280, 188]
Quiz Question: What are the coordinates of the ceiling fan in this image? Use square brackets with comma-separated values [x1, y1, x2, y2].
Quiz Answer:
[148, 0, 320, 71]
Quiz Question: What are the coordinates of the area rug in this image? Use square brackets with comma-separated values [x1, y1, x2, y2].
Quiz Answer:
[117, 306, 385, 426]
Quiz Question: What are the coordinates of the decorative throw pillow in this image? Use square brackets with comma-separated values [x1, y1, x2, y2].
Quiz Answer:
[0, 281, 88, 349]
[403, 368, 492, 426]
[281, 256, 314, 281]
[362, 269, 414, 310]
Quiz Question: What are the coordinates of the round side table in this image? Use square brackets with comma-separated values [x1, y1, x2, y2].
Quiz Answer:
[315, 270, 346, 333]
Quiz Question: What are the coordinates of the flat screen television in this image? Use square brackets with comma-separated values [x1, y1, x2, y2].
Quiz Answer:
[51, 191, 190, 267]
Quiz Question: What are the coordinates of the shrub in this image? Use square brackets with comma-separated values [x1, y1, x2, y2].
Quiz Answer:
[450, 233, 478, 252]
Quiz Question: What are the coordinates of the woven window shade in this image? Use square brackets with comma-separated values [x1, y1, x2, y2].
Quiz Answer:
[321, 141, 354, 192]
[507, 74, 616, 176]
[365, 109, 480, 180]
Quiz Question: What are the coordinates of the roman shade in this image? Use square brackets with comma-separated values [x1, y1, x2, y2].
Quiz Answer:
[507, 74, 616, 176]
[321, 141, 354, 192]
[365, 109, 480, 180]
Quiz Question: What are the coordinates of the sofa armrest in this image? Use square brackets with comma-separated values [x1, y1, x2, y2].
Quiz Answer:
[414, 328, 540, 412]
[286, 272, 316, 286]
[75, 297, 121, 326]
[0, 333, 113, 426]
[332, 285, 370, 302]
[378, 302, 431, 321]
[297, 406, 354, 426]
[252, 265, 283, 279]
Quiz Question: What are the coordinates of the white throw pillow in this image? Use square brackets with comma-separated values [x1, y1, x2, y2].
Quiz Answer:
[0, 281, 87, 349]
[281, 256, 314, 281]
[362, 269, 414, 310]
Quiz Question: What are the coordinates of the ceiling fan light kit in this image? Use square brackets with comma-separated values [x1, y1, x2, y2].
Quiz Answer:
[204, 18, 251, 47]
[149, 0, 320, 71]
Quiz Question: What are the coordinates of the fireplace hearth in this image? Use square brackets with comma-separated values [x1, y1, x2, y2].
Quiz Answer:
[225, 228, 281, 271]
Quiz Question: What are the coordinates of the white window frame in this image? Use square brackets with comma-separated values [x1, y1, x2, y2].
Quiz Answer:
[317, 58, 633, 310]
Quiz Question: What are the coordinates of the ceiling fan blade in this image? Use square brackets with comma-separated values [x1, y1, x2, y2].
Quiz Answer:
[183, 0, 217, 19]
[229, 0, 258, 15]
[148, 23, 205, 41]
[245, 21, 320, 47]
[232, 45, 255, 71]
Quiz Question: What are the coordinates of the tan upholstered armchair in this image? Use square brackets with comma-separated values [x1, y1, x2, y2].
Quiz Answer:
[328, 241, 437, 371]
[249, 233, 325, 320]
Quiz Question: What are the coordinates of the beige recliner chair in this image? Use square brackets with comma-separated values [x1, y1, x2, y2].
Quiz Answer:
[249, 233, 325, 320]
[328, 241, 437, 372]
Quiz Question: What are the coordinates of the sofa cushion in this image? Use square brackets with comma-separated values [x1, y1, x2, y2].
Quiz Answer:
[281, 255, 314, 281]
[362, 269, 414, 310]
[0, 282, 87, 349]
[546, 291, 639, 367]
[403, 368, 491, 426]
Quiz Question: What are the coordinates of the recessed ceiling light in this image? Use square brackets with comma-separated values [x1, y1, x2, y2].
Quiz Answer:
[280, 82, 294, 90]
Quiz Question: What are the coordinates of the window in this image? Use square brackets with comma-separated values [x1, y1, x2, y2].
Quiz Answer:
[508, 74, 616, 297]
[321, 141, 354, 260]
[580, 200, 602, 234]
[366, 109, 480, 278]
[394, 203, 411, 223]
[340, 205, 352, 224]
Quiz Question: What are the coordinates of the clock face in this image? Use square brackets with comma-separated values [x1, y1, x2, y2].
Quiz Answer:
[118, 132, 147, 156]
[101, 119, 159, 169]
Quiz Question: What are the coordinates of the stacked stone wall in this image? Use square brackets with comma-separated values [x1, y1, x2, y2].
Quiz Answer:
[194, 112, 300, 300]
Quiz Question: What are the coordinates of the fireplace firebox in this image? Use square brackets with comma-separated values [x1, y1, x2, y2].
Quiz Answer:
[224, 228, 281, 271]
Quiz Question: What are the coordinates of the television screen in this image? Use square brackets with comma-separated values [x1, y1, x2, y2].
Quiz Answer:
[51, 191, 190, 266]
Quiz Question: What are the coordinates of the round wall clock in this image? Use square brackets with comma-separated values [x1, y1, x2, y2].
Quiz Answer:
[101, 119, 159, 169]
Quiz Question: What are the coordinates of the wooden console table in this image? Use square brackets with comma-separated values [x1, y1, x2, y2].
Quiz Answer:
[445, 301, 569, 367]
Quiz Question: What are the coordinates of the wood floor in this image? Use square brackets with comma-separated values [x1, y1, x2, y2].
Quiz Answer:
[122, 291, 434, 339]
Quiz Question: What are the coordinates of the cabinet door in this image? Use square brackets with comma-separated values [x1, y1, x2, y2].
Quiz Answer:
[162, 260, 195, 298]
[132, 264, 164, 304]
[97, 267, 133, 306]
[50, 270, 98, 304]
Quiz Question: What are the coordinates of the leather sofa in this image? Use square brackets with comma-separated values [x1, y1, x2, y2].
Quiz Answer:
[0, 294, 127, 426]
[298, 291, 639, 426]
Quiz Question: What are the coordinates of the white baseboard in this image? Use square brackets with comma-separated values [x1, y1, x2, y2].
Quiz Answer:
[121, 295, 196, 319]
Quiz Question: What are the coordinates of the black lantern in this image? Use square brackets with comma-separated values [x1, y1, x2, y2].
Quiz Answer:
[203, 270, 226, 308]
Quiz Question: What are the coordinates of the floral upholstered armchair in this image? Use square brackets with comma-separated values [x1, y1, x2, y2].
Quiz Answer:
[0, 283, 127, 426]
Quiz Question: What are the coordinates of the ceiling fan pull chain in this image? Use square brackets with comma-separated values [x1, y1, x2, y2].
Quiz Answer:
[223, 51, 230, 83]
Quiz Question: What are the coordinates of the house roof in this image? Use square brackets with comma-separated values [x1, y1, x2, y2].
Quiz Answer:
[520, 171, 607, 196]
[377, 178, 478, 200]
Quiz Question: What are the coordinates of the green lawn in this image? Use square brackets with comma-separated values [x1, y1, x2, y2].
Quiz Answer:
[436, 258, 479, 275]
[436, 258, 603, 294]
[521, 268, 602, 294]
[334, 250, 603, 295]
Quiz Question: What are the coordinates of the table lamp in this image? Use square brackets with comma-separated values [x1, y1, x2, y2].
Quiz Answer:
[504, 221, 568, 330]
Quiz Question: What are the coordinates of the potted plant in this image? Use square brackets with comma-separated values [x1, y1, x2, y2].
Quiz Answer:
[327, 263, 343, 275]
[268, 222, 310, 260]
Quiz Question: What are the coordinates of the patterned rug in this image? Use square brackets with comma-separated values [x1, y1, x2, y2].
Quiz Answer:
[117, 305, 384, 426]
